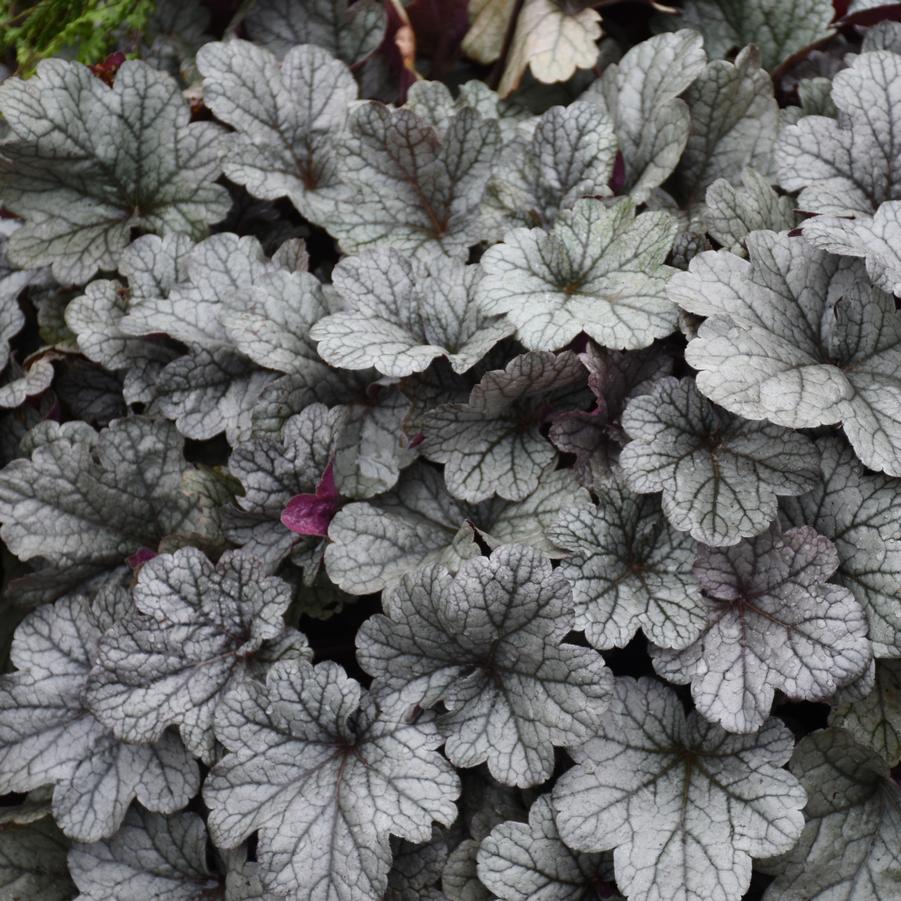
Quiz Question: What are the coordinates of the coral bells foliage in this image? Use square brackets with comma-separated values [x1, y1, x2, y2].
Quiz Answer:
[5, 4, 901, 901]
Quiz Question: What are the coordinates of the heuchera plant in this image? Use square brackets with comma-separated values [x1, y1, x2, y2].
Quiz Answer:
[1, 2, 901, 900]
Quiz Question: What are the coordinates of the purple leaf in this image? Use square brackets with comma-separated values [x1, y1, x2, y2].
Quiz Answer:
[280, 462, 339, 537]
[127, 547, 158, 569]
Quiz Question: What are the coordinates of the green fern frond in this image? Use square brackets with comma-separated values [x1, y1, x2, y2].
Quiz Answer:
[0, 0, 156, 74]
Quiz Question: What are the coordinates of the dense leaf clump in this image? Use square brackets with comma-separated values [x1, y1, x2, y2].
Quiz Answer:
[1, 2, 900, 900]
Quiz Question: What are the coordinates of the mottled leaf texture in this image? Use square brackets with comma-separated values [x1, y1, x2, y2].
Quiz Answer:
[251, 372, 415, 499]
[552, 677, 807, 901]
[1, 222, 46, 374]
[760, 729, 901, 900]
[620, 377, 819, 546]
[653, 526, 871, 733]
[0, 60, 229, 283]
[0, 818, 75, 900]
[197, 41, 357, 222]
[670, 230, 901, 476]
[663, 0, 834, 71]
[312, 249, 512, 377]
[68, 807, 221, 900]
[778, 51, 901, 287]
[549, 470, 708, 651]
[244, 0, 386, 63]
[419, 350, 585, 502]
[0, 416, 222, 580]
[65, 233, 188, 382]
[703, 168, 796, 251]
[323, 462, 483, 596]
[478, 199, 678, 352]
[0, 591, 199, 842]
[583, 30, 707, 203]
[357, 544, 612, 786]
[204, 659, 460, 900]
[88, 548, 310, 764]
[386, 828, 450, 901]
[120, 233, 328, 441]
[831, 661, 901, 766]
[478, 795, 617, 900]
[486, 101, 617, 230]
[327, 99, 501, 257]
[780, 434, 901, 658]
[804, 199, 901, 296]
[676, 46, 779, 204]
[325, 464, 580, 595]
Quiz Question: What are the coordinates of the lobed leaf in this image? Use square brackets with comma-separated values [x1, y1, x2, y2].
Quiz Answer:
[620, 376, 819, 546]
[478, 198, 678, 352]
[670, 231, 901, 476]
[0, 60, 229, 283]
[204, 659, 460, 899]
[357, 544, 612, 786]
[652, 526, 872, 732]
[552, 676, 807, 901]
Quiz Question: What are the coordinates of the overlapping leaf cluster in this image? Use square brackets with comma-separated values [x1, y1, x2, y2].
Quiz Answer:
[1, 2, 900, 900]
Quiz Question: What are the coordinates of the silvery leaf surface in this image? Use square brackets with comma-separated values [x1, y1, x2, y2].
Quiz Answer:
[780, 434, 901, 658]
[549, 469, 707, 651]
[356, 544, 612, 787]
[244, 0, 387, 64]
[478, 198, 678, 352]
[669, 231, 901, 476]
[312, 249, 511, 378]
[68, 807, 221, 900]
[418, 350, 587, 503]
[87, 548, 310, 764]
[619, 376, 820, 546]
[197, 41, 357, 222]
[0, 60, 230, 283]
[552, 676, 806, 901]
[652, 526, 872, 733]
[203, 659, 460, 900]
[759, 729, 901, 901]
[0, 589, 200, 842]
